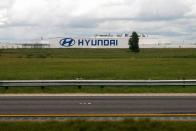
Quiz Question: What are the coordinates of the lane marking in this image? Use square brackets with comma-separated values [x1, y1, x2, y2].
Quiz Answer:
[1, 114, 196, 117]
[79, 102, 92, 105]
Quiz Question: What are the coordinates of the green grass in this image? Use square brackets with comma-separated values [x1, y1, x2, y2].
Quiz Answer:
[0, 57, 195, 80]
[1, 48, 196, 58]
[0, 48, 196, 80]
[0, 48, 196, 93]
[0, 120, 196, 131]
[1, 86, 196, 94]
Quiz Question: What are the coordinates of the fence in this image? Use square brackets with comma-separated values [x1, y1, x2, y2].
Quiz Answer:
[0, 80, 196, 87]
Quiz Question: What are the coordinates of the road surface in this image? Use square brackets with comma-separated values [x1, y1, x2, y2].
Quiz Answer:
[0, 96, 196, 116]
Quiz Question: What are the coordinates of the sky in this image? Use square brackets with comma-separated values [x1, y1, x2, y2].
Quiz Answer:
[0, 0, 196, 41]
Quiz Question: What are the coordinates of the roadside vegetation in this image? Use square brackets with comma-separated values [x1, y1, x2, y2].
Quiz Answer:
[0, 48, 196, 93]
[0, 120, 196, 131]
[1, 86, 196, 94]
[0, 48, 196, 80]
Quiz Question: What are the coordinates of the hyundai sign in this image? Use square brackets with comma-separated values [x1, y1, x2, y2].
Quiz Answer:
[49, 37, 129, 48]
[60, 38, 76, 47]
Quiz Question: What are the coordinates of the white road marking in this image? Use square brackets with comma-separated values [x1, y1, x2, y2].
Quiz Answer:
[79, 102, 92, 105]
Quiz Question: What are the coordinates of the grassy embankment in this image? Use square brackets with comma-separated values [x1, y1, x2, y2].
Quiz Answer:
[0, 120, 196, 131]
[0, 48, 196, 93]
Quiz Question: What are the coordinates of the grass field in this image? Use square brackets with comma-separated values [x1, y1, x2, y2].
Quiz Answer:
[0, 48, 196, 80]
[0, 48, 196, 93]
[0, 120, 196, 131]
[1, 86, 196, 93]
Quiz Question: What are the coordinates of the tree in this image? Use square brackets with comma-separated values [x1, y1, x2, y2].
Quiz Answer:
[129, 31, 140, 52]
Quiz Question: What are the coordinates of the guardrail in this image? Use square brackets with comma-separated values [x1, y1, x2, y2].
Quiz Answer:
[0, 80, 196, 87]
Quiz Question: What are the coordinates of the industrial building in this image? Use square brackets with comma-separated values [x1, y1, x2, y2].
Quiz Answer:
[0, 34, 196, 49]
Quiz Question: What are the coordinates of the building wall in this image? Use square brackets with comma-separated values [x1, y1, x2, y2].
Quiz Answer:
[1, 36, 196, 49]
[49, 36, 196, 49]
[0, 43, 22, 49]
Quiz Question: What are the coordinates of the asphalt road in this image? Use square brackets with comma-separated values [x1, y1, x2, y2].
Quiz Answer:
[0, 96, 196, 115]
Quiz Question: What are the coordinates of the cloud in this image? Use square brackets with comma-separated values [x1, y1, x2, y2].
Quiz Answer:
[0, 0, 196, 41]
[136, 0, 190, 21]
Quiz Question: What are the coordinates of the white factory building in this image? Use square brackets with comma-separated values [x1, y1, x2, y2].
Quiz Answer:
[0, 34, 196, 49]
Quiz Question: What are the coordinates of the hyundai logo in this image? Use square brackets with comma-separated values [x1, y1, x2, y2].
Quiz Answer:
[59, 38, 75, 47]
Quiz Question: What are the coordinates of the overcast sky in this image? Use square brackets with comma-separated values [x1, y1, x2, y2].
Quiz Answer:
[0, 0, 196, 41]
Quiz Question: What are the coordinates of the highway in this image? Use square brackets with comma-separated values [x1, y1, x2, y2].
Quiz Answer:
[0, 96, 196, 116]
